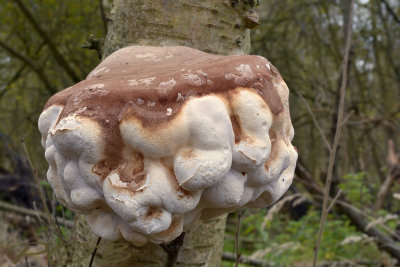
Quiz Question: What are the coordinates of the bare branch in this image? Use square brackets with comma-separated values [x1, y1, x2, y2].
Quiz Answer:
[327, 189, 342, 213]
[13, 0, 81, 83]
[296, 159, 400, 261]
[0, 200, 73, 228]
[99, 0, 108, 34]
[340, 109, 354, 127]
[224, 251, 379, 267]
[297, 92, 331, 152]
[0, 40, 56, 94]
[235, 210, 243, 267]
[88, 237, 102, 267]
[313, 1, 356, 262]
[381, 0, 400, 25]
[21, 140, 52, 217]
[222, 252, 274, 266]
[0, 64, 26, 99]
[336, 200, 400, 260]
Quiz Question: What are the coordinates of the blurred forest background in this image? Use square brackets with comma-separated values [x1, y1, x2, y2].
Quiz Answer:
[0, 0, 399, 266]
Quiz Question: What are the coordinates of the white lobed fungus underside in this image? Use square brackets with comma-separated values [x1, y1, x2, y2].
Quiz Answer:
[38, 46, 297, 245]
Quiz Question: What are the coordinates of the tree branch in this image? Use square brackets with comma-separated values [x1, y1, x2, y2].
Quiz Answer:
[222, 252, 274, 267]
[98, 0, 108, 34]
[82, 34, 104, 59]
[235, 210, 243, 267]
[13, 0, 81, 83]
[0, 64, 26, 99]
[0, 200, 73, 228]
[296, 159, 400, 261]
[381, 0, 400, 25]
[297, 92, 331, 152]
[336, 200, 400, 260]
[0, 40, 56, 94]
[223, 251, 379, 267]
[313, 1, 355, 265]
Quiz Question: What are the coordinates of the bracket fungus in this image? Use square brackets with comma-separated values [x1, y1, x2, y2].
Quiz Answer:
[38, 46, 298, 245]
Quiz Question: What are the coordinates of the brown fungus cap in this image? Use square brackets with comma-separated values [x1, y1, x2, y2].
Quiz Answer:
[45, 46, 283, 125]
[39, 46, 297, 245]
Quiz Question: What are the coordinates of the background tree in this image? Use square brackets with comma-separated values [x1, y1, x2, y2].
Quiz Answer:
[252, 0, 400, 263]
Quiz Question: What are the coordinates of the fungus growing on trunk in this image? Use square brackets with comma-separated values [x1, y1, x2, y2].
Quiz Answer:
[38, 46, 298, 245]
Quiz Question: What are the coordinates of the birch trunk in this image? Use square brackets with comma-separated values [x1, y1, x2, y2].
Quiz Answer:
[73, 1, 258, 266]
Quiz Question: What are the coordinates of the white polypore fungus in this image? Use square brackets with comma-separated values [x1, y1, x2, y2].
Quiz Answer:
[38, 45, 298, 245]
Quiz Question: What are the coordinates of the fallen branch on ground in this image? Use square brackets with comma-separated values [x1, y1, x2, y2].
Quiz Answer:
[296, 161, 400, 261]
[222, 252, 274, 266]
[0, 200, 73, 228]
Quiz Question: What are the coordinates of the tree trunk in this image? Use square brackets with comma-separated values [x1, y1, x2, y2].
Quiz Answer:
[73, 1, 258, 266]
[102, 0, 257, 57]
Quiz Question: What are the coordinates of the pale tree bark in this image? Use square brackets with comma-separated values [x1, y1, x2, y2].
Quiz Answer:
[102, 0, 259, 57]
[73, 1, 259, 266]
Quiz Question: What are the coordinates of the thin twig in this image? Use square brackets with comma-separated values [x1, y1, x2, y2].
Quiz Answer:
[32, 201, 50, 227]
[0, 65, 26, 99]
[381, 0, 400, 25]
[21, 138, 74, 261]
[24, 141, 70, 264]
[327, 190, 342, 213]
[13, 0, 81, 83]
[312, 1, 355, 266]
[298, 92, 331, 152]
[88, 237, 102, 267]
[21, 140, 51, 216]
[160, 232, 186, 267]
[340, 110, 354, 127]
[0, 40, 56, 94]
[235, 210, 243, 267]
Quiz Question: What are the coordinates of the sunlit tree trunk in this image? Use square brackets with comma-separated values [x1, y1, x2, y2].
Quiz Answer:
[73, 1, 258, 266]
